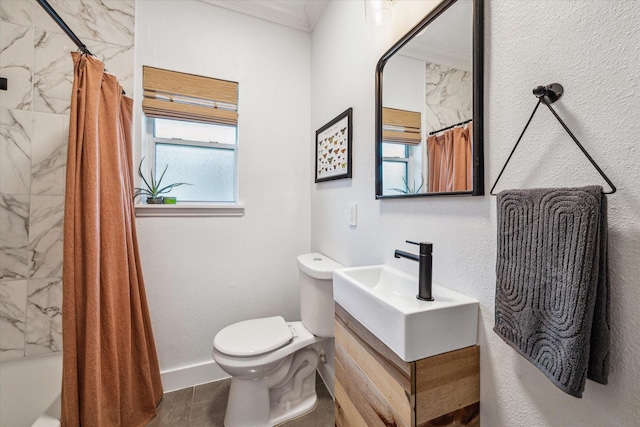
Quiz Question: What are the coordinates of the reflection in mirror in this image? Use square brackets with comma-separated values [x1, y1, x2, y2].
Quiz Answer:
[375, 0, 484, 198]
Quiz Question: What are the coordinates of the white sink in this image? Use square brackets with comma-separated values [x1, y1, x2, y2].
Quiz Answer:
[333, 265, 478, 362]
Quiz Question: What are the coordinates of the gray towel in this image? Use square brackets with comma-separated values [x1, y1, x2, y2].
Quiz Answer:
[494, 186, 610, 397]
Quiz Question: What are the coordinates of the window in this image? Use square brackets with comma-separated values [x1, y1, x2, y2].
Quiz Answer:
[142, 66, 239, 204]
[148, 118, 237, 202]
[381, 108, 422, 195]
[382, 142, 409, 195]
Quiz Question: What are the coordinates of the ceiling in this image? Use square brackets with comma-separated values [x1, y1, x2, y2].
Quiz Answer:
[201, 1, 471, 70]
[399, 0, 473, 71]
[201, 0, 329, 32]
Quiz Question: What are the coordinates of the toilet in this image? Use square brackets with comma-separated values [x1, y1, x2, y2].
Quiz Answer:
[212, 253, 343, 427]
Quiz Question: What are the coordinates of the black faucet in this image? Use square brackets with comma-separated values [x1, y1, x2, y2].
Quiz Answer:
[394, 240, 434, 301]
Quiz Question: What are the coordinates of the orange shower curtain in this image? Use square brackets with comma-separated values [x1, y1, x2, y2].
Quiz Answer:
[427, 123, 473, 192]
[61, 53, 162, 426]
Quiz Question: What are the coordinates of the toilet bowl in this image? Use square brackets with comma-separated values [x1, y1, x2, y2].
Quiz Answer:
[212, 253, 343, 427]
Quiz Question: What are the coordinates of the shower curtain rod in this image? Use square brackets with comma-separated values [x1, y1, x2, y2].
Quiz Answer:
[36, 0, 126, 95]
[428, 119, 472, 136]
[36, 0, 93, 56]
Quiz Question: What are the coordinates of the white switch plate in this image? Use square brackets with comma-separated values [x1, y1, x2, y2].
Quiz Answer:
[349, 202, 357, 226]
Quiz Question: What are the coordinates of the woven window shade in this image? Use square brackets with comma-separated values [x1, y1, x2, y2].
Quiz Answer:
[382, 107, 422, 145]
[143, 66, 238, 125]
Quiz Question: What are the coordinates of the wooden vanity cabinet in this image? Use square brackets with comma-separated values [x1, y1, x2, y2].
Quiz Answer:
[334, 304, 480, 427]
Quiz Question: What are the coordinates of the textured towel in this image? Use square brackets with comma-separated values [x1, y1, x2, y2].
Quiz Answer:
[494, 186, 610, 397]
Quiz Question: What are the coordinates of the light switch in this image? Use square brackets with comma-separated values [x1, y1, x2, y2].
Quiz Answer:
[349, 203, 357, 227]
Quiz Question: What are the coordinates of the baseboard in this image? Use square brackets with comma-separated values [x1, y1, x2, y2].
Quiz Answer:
[161, 356, 335, 397]
[317, 363, 334, 399]
[160, 360, 229, 392]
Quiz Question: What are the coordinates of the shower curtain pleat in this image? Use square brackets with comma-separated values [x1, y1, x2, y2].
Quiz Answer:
[61, 52, 163, 426]
[427, 130, 452, 192]
[427, 124, 472, 192]
[452, 123, 473, 191]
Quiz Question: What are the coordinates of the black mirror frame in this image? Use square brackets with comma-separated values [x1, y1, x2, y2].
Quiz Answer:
[375, 0, 484, 198]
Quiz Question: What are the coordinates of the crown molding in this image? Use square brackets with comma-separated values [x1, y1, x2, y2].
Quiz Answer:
[201, 0, 327, 32]
[304, 0, 328, 31]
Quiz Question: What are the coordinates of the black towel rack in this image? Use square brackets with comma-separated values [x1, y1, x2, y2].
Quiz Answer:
[490, 83, 617, 195]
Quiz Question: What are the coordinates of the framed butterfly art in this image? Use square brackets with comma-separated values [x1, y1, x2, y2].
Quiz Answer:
[315, 108, 353, 183]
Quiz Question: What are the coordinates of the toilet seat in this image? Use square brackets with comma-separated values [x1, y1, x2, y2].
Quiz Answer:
[214, 316, 293, 357]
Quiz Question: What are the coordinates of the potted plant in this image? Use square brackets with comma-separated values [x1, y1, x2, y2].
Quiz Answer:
[390, 174, 424, 195]
[134, 157, 190, 204]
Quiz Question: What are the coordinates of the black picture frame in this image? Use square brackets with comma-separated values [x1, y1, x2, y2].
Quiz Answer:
[315, 108, 353, 183]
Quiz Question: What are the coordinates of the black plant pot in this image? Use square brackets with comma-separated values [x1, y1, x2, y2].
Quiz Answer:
[146, 197, 164, 204]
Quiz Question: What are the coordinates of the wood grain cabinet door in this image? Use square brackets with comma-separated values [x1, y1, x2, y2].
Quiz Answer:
[334, 304, 480, 427]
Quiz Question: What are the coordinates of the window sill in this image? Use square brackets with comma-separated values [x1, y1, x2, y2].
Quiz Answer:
[135, 203, 244, 217]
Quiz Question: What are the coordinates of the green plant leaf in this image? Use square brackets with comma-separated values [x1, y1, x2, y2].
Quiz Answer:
[156, 182, 190, 195]
[134, 189, 152, 196]
[155, 163, 169, 193]
[389, 187, 410, 194]
[137, 157, 153, 192]
[390, 174, 424, 195]
[133, 157, 191, 200]
[150, 167, 157, 194]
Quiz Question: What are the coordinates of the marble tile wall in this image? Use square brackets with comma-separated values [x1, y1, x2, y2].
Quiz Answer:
[424, 62, 472, 132]
[0, 0, 134, 362]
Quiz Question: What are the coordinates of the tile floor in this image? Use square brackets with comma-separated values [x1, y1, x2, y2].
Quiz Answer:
[146, 374, 334, 426]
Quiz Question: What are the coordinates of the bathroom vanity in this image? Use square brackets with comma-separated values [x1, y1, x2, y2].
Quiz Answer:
[334, 304, 480, 427]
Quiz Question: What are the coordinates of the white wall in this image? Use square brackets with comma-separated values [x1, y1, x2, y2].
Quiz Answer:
[134, 1, 311, 387]
[383, 54, 425, 113]
[382, 54, 425, 192]
[311, 1, 640, 426]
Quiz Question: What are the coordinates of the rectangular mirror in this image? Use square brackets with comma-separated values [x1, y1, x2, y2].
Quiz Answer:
[375, 0, 484, 198]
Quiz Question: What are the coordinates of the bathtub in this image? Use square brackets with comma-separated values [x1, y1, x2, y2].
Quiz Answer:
[0, 353, 62, 427]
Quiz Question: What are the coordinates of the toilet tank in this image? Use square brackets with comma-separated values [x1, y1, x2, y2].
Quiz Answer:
[297, 253, 344, 337]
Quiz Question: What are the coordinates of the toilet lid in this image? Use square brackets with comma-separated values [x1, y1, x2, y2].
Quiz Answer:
[214, 316, 293, 357]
